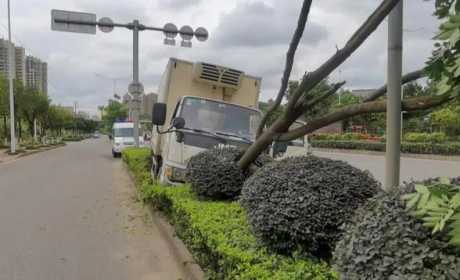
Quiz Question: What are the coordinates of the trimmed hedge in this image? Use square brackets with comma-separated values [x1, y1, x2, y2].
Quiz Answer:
[148, 185, 336, 279]
[122, 147, 152, 186]
[334, 189, 460, 279]
[311, 140, 460, 155]
[404, 132, 447, 143]
[241, 156, 379, 259]
[122, 148, 336, 280]
[186, 147, 272, 200]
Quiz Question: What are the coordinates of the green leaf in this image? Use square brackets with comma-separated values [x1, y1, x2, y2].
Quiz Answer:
[439, 177, 452, 184]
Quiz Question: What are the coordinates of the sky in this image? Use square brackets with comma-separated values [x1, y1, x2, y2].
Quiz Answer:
[0, 0, 439, 115]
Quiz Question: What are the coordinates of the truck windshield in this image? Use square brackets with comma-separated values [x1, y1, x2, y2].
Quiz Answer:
[179, 97, 261, 140]
[113, 128, 133, 137]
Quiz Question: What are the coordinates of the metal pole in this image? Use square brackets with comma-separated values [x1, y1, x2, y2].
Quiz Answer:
[34, 118, 37, 142]
[385, 0, 403, 191]
[7, 0, 16, 154]
[132, 20, 140, 147]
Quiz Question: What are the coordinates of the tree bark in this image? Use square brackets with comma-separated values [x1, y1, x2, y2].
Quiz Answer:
[278, 93, 453, 141]
[256, 0, 313, 137]
[297, 81, 346, 113]
[286, 0, 402, 112]
[239, 0, 402, 170]
[363, 69, 425, 102]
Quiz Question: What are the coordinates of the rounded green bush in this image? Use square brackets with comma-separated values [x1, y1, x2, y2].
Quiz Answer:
[240, 156, 379, 259]
[186, 147, 272, 200]
[333, 189, 460, 280]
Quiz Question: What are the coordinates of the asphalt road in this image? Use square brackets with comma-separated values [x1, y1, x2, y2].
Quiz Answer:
[314, 151, 460, 184]
[0, 138, 190, 280]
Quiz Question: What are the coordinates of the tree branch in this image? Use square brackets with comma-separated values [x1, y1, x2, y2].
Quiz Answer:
[296, 81, 346, 113]
[256, 0, 313, 137]
[278, 93, 453, 142]
[363, 69, 426, 102]
[285, 0, 401, 113]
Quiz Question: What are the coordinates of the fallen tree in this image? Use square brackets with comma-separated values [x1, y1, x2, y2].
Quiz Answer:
[236, 0, 457, 170]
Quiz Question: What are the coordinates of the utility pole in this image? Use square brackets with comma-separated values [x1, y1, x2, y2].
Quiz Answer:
[51, 10, 208, 147]
[385, 0, 403, 191]
[7, 0, 16, 154]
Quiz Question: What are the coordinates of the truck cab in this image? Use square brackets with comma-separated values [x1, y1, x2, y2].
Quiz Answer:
[150, 58, 262, 184]
[152, 96, 262, 184]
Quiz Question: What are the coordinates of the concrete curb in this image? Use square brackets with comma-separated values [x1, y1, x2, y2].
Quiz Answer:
[122, 162, 204, 280]
[0, 144, 66, 164]
[313, 147, 460, 162]
[17, 144, 66, 158]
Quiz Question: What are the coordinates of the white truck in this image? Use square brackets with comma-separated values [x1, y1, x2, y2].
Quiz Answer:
[111, 122, 145, 157]
[150, 58, 262, 184]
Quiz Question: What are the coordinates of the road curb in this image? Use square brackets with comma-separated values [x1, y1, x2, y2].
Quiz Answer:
[1, 144, 67, 164]
[313, 147, 460, 161]
[122, 162, 204, 280]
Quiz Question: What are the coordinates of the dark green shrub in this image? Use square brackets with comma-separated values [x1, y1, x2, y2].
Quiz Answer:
[186, 147, 272, 200]
[240, 156, 380, 259]
[334, 190, 460, 280]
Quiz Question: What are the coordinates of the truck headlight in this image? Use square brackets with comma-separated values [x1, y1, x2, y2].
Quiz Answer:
[164, 165, 187, 182]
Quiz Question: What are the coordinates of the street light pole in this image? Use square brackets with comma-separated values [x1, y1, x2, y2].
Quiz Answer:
[131, 20, 141, 147]
[7, 0, 16, 154]
[385, 0, 403, 191]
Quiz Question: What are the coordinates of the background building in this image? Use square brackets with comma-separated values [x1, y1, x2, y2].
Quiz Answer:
[0, 38, 48, 95]
[26, 55, 48, 95]
[0, 38, 15, 80]
[141, 92, 157, 119]
[14, 46, 26, 85]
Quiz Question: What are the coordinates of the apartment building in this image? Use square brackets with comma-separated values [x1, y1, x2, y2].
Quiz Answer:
[15, 46, 26, 85]
[0, 38, 15, 79]
[26, 55, 48, 95]
[0, 38, 48, 95]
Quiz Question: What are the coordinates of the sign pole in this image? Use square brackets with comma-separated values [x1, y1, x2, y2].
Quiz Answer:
[385, 1, 403, 191]
[7, 0, 16, 154]
[132, 20, 141, 147]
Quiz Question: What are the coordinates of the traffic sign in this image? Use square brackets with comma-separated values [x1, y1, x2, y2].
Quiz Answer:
[51, 9, 96, 34]
[128, 82, 144, 95]
[179, 25, 194, 40]
[98, 17, 114, 33]
[163, 23, 178, 38]
[194, 27, 208, 42]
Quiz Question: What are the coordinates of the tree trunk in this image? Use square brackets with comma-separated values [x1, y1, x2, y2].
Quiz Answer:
[3, 115, 7, 139]
[238, 93, 453, 170]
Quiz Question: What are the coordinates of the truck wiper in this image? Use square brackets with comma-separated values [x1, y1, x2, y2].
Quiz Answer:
[215, 131, 253, 143]
[182, 128, 227, 142]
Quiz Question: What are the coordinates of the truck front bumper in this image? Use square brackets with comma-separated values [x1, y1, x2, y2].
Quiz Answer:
[162, 162, 187, 184]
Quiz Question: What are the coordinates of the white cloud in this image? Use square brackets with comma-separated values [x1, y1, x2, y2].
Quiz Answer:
[0, 0, 440, 115]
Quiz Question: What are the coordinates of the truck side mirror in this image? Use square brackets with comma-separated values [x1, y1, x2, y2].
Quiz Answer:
[172, 117, 185, 129]
[152, 103, 167, 125]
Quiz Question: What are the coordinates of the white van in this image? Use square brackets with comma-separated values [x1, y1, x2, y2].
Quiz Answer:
[111, 122, 144, 157]
[271, 121, 311, 159]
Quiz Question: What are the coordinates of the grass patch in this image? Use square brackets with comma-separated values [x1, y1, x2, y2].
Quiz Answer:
[122, 148, 336, 280]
